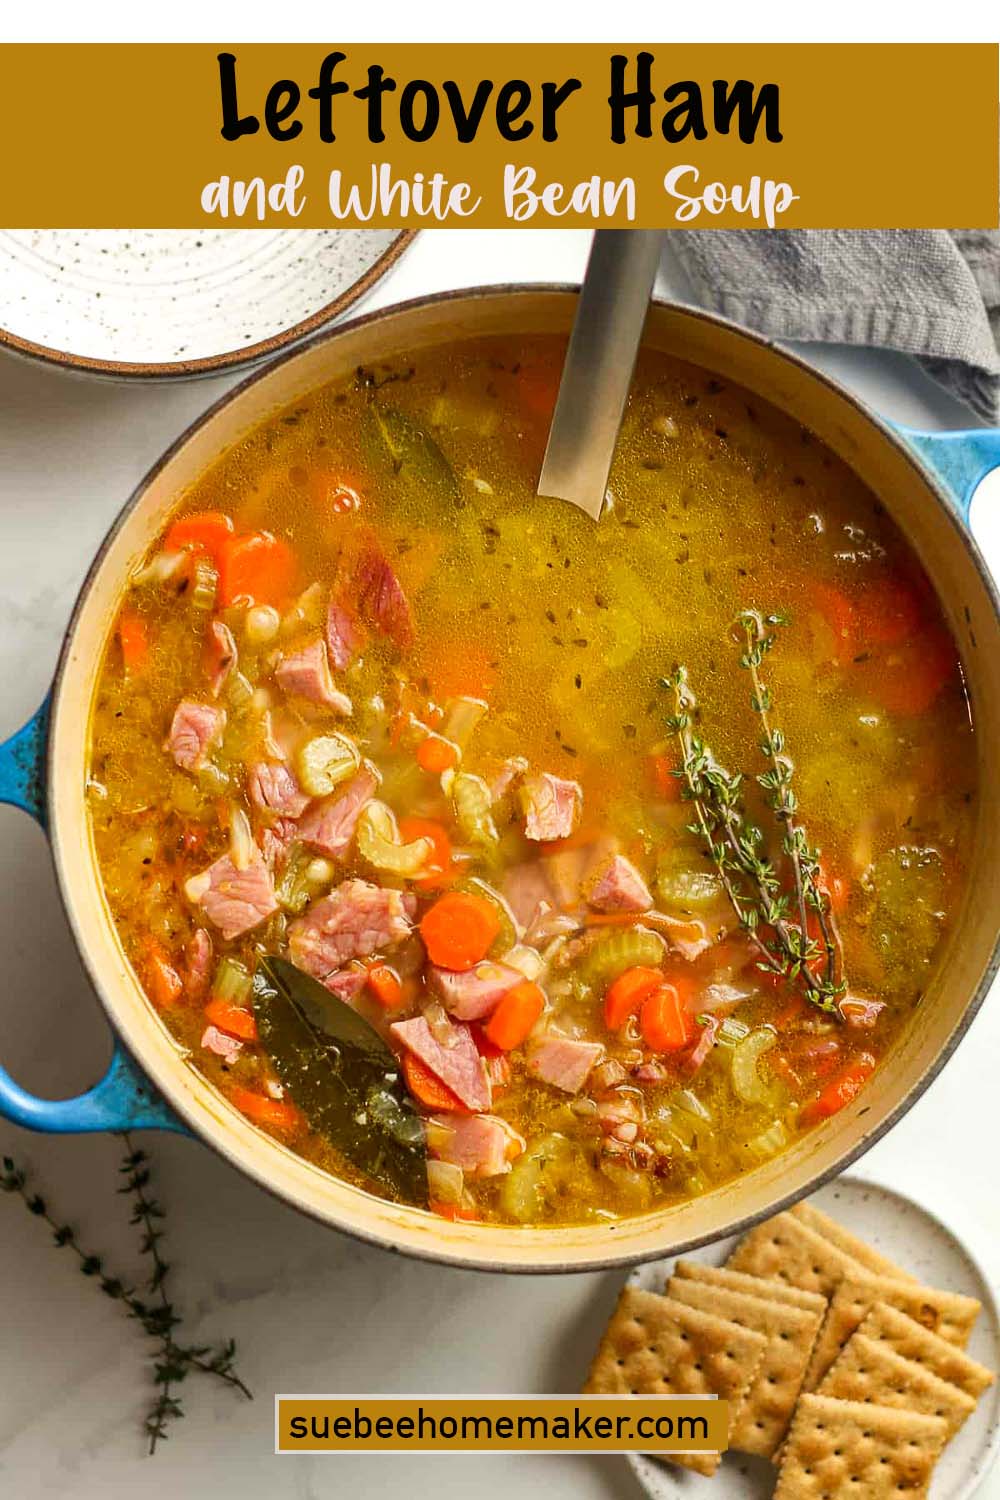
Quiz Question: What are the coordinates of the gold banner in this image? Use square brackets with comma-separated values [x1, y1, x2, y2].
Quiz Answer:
[275, 1395, 727, 1453]
[1, 44, 997, 229]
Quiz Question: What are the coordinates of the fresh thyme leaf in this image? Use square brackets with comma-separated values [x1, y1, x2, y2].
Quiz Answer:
[2, 1142, 251, 1454]
[664, 612, 848, 1016]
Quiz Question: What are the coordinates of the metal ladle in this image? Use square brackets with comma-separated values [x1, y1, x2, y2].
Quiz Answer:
[537, 229, 663, 520]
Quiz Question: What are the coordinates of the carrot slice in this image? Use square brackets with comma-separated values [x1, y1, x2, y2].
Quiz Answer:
[229, 1086, 303, 1133]
[399, 816, 452, 888]
[420, 892, 500, 971]
[416, 735, 459, 775]
[366, 962, 403, 1009]
[203, 996, 258, 1041]
[164, 511, 234, 562]
[800, 1053, 876, 1126]
[871, 626, 957, 717]
[430, 1202, 479, 1222]
[217, 531, 296, 608]
[604, 966, 664, 1030]
[483, 980, 545, 1051]
[118, 611, 149, 672]
[143, 940, 182, 1008]
[854, 571, 926, 648]
[402, 1053, 466, 1112]
[640, 984, 696, 1052]
[648, 754, 684, 802]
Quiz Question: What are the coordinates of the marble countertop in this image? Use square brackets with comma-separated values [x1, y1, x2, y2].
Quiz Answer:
[0, 229, 997, 1499]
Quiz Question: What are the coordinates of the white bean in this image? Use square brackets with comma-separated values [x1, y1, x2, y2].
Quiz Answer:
[245, 605, 280, 645]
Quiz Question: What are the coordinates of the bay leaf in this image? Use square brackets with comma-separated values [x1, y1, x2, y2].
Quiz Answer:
[252, 956, 427, 1207]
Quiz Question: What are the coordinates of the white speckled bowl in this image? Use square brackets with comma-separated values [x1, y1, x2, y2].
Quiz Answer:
[0, 228, 414, 378]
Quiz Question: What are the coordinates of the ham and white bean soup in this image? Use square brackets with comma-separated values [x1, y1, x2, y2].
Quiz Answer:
[87, 337, 976, 1224]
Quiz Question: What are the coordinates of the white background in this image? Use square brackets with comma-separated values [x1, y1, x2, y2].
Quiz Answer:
[0, 226, 998, 1499]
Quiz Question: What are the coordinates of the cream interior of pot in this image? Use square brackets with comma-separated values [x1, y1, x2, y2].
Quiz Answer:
[47, 290, 1000, 1271]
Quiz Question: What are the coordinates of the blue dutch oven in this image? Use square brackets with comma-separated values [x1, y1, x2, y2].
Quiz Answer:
[0, 289, 997, 1271]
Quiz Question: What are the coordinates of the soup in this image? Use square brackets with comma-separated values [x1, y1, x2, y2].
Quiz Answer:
[86, 335, 975, 1226]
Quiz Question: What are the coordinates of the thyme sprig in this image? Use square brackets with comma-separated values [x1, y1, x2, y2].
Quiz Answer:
[2, 1139, 250, 1453]
[663, 609, 846, 1014]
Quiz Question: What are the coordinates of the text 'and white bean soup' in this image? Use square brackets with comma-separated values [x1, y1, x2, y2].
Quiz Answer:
[87, 335, 975, 1225]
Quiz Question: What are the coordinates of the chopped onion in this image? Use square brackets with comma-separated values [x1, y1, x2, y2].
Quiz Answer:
[423, 1002, 458, 1049]
[229, 806, 255, 871]
[441, 696, 487, 750]
[674, 1088, 712, 1122]
[701, 982, 758, 1015]
[505, 944, 545, 982]
[131, 549, 187, 588]
[731, 1026, 777, 1104]
[427, 1159, 464, 1206]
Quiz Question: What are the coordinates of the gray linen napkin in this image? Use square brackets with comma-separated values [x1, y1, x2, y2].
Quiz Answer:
[669, 229, 1000, 422]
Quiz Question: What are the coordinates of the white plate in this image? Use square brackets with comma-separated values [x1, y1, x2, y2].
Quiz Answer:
[626, 1175, 1000, 1500]
[0, 228, 412, 377]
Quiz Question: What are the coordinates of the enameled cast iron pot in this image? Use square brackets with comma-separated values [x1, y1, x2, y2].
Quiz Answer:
[2, 287, 999, 1273]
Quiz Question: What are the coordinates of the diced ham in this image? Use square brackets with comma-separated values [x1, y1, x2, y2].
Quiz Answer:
[259, 816, 299, 875]
[427, 1113, 525, 1178]
[427, 961, 523, 1021]
[519, 773, 582, 842]
[839, 996, 886, 1028]
[596, 1095, 642, 1135]
[289, 878, 415, 979]
[326, 594, 364, 670]
[353, 541, 413, 649]
[275, 638, 352, 715]
[167, 700, 226, 772]
[182, 927, 213, 1002]
[679, 1016, 719, 1078]
[390, 1016, 491, 1111]
[502, 860, 554, 929]
[322, 965, 369, 1004]
[201, 1025, 242, 1064]
[488, 755, 529, 805]
[185, 849, 278, 940]
[527, 1034, 603, 1093]
[248, 760, 311, 819]
[297, 764, 379, 858]
[585, 854, 652, 914]
[204, 620, 237, 699]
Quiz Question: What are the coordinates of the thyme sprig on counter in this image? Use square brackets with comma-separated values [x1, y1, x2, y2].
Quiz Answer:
[1, 1138, 250, 1454]
[663, 609, 846, 1014]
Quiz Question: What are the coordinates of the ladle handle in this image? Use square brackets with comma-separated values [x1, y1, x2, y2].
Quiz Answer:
[538, 229, 663, 519]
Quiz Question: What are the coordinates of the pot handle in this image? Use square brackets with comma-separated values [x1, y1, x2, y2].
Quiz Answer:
[0, 701, 184, 1134]
[892, 423, 1000, 522]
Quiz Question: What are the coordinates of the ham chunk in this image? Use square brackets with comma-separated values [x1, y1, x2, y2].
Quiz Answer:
[259, 815, 298, 875]
[185, 849, 278, 941]
[428, 961, 523, 1021]
[391, 1015, 491, 1112]
[167, 700, 226, 772]
[201, 1025, 242, 1064]
[502, 860, 554, 929]
[585, 854, 652, 914]
[323, 965, 368, 1004]
[354, 542, 414, 649]
[298, 764, 378, 858]
[289, 878, 415, 979]
[527, 1034, 603, 1093]
[248, 760, 311, 820]
[182, 927, 213, 1002]
[326, 594, 364, 670]
[275, 639, 352, 715]
[204, 620, 237, 699]
[519, 773, 582, 842]
[427, 1113, 525, 1178]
